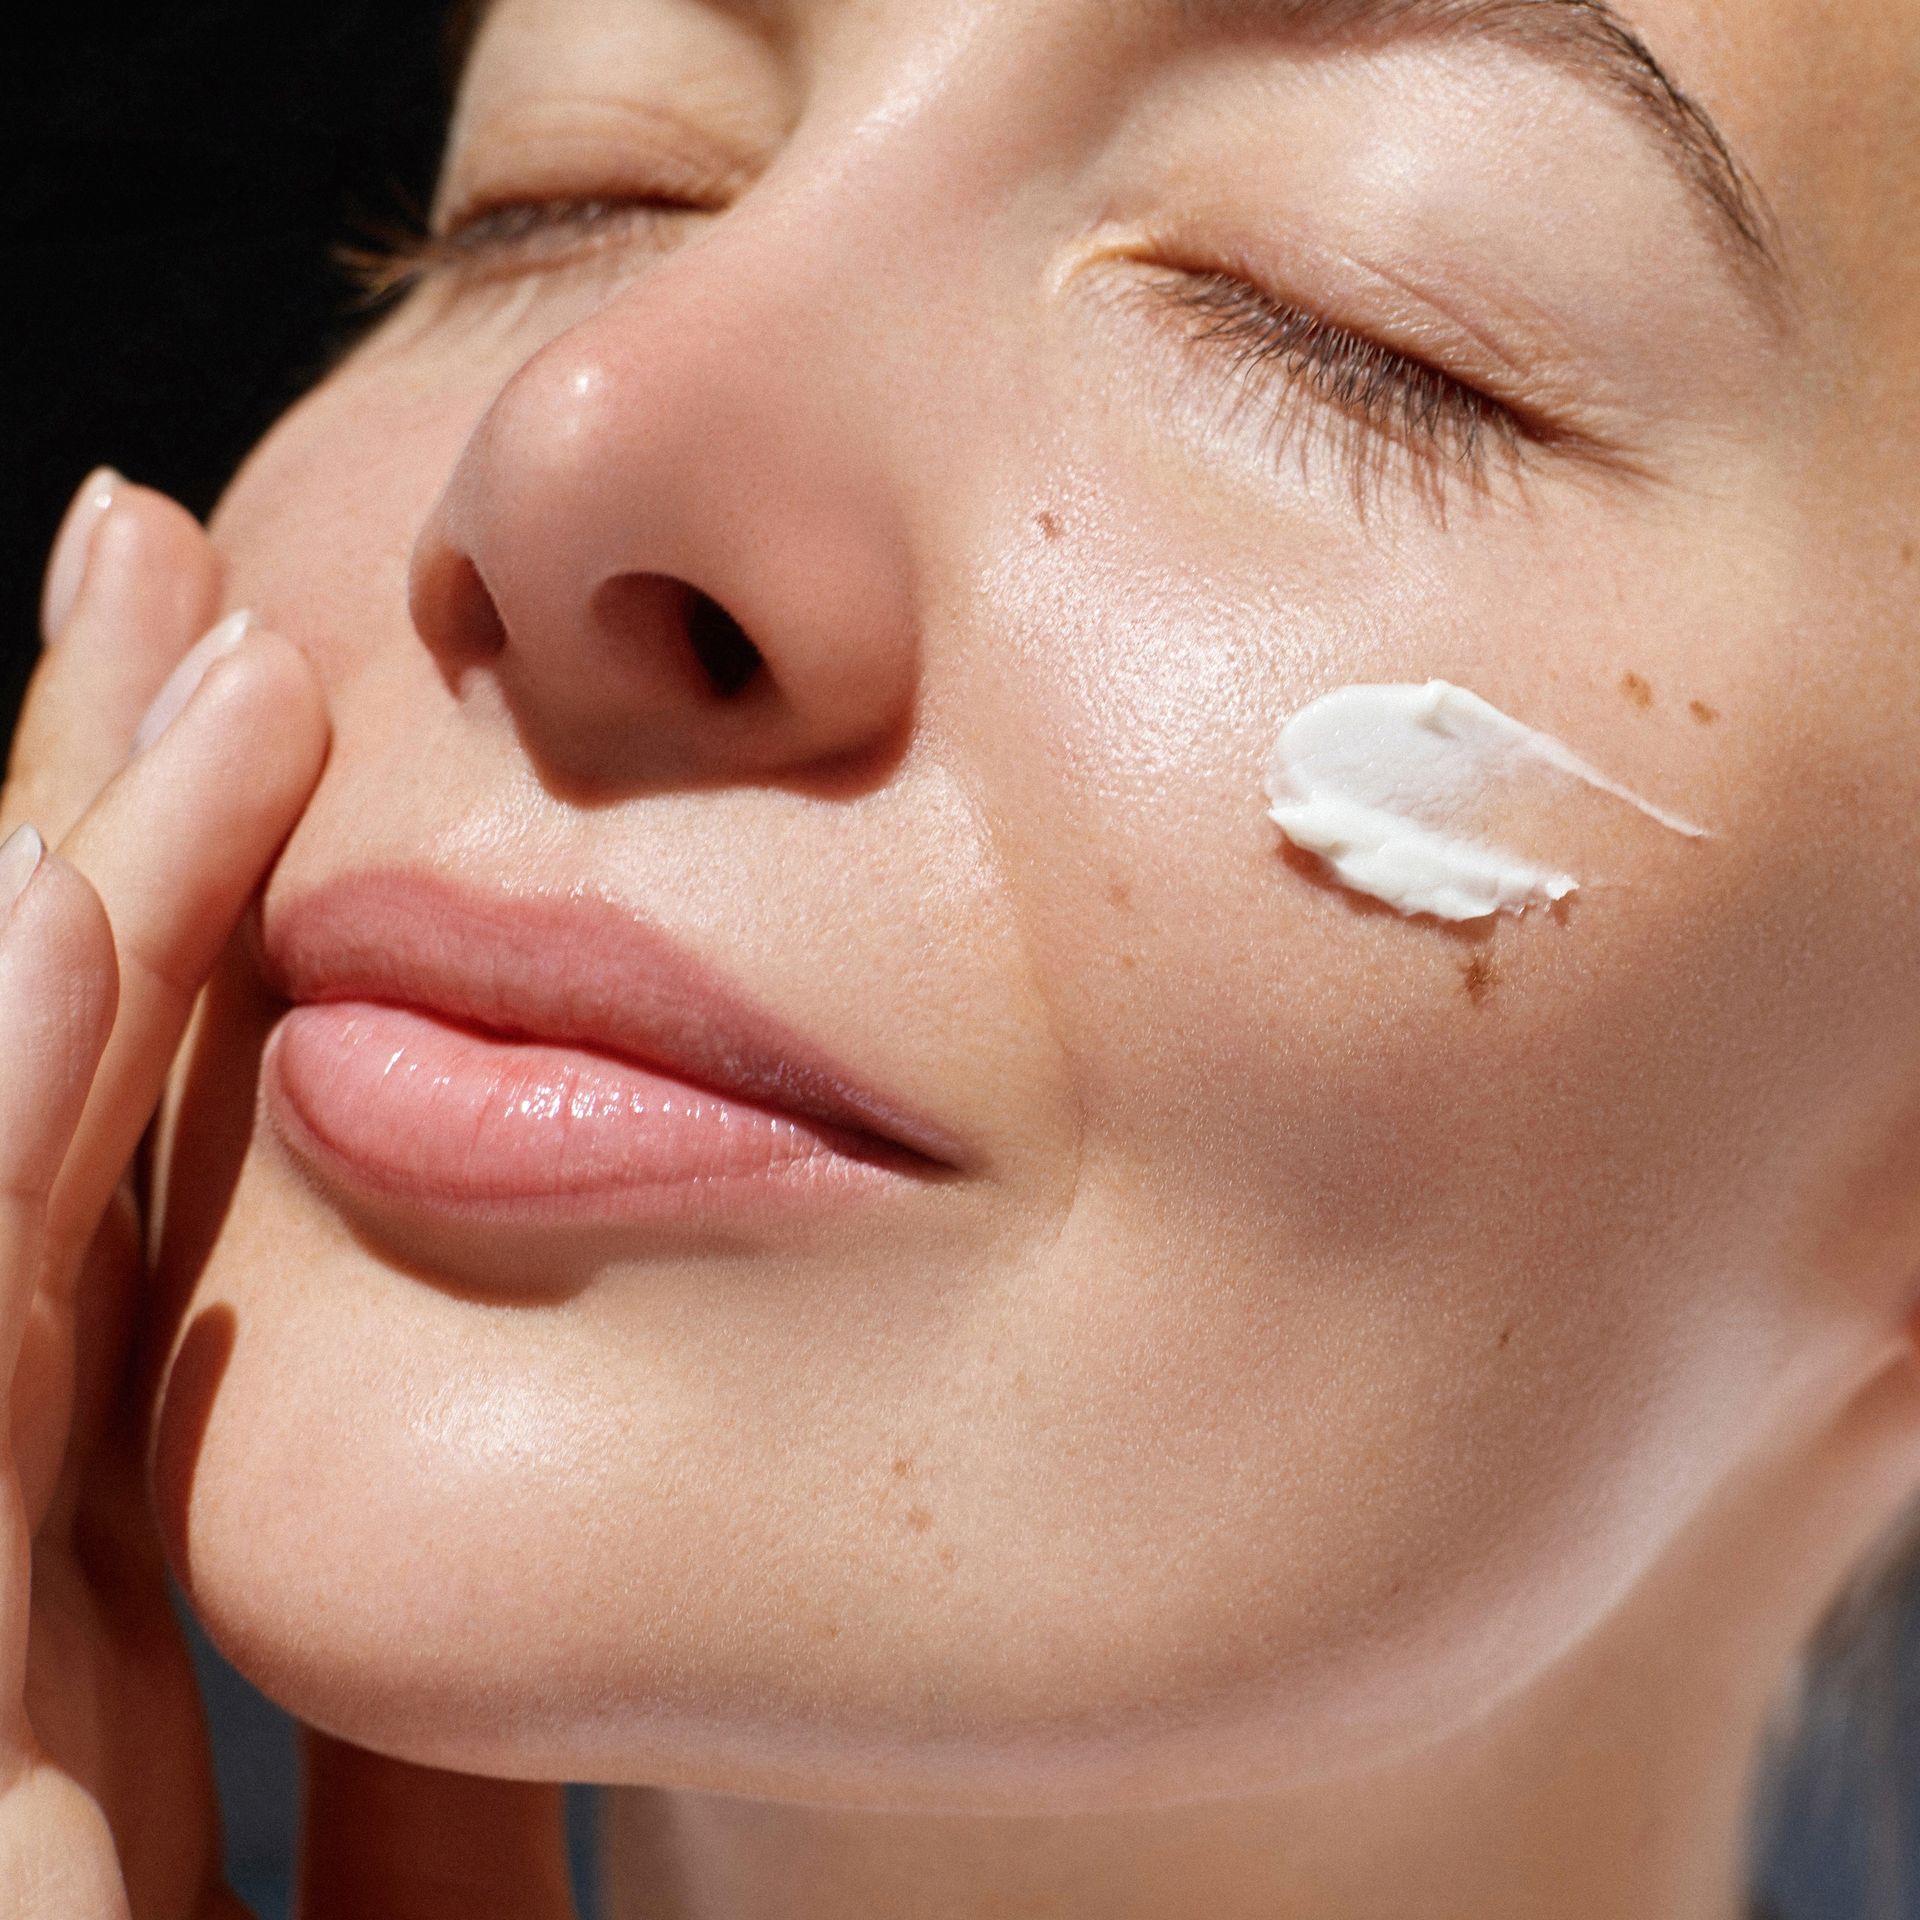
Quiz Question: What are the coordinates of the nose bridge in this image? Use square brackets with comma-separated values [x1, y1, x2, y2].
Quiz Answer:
[463, 10, 1006, 588]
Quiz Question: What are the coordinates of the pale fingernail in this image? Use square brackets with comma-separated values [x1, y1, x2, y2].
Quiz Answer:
[132, 611, 255, 758]
[0, 825, 47, 923]
[41, 466, 126, 645]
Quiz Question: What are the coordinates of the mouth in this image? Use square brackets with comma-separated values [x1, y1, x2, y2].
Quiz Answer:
[256, 867, 961, 1228]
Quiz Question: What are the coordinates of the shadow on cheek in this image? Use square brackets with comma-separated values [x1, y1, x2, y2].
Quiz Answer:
[152, 1300, 237, 1585]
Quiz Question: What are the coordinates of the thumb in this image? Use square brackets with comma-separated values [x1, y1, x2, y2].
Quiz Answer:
[296, 1730, 578, 1920]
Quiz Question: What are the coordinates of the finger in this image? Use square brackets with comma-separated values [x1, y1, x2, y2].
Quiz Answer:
[4, 482, 223, 848]
[0, 840, 118, 1379]
[44, 626, 328, 1275]
[0, 837, 117, 1714]
[13, 1179, 141, 1536]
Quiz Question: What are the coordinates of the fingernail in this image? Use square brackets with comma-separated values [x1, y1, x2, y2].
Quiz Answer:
[132, 611, 254, 757]
[0, 825, 46, 922]
[41, 466, 126, 644]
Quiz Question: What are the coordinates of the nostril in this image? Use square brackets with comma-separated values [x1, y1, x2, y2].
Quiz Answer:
[415, 551, 508, 664]
[685, 590, 763, 699]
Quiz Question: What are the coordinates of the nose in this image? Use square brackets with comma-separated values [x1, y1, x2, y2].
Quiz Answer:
[408, 222, 921, 791]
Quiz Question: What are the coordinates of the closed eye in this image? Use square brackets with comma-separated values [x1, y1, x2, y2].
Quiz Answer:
[1140, 266, 1535, 509]
[339, 196, 709, 302]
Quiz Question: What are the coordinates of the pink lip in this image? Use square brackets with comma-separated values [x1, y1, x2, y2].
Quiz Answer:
[257, 868, 961, 1226]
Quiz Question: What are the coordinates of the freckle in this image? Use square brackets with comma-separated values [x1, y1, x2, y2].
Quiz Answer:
[1689, 699, 1718, 725]
[1107, 880, 1133, 911]
[1036, 509, 1064, 541]
[892, 1456, 912, 1479]
[1013, 1371, 1031, 1397]
[1119, 952, 1139, 972]
[905, 1506, 933, 1533]
[822, 1621, 842, 1640]
[1901, 541, 1915, 567]
[1619, 672, 1653, 709]
[1461, 953, 1497, 1006]
[1497, 1324, 1513, 1350]
[937, 1545, 960, 1572]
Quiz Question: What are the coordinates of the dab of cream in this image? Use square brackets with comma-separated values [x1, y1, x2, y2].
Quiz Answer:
[1264, 680, 1708, 923]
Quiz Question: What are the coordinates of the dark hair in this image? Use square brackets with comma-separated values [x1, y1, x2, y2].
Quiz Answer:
[1752, 1495, 1920, 1918]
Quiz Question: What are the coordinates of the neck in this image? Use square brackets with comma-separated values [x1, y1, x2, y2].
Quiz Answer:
[597, 1576, 1787, 1920]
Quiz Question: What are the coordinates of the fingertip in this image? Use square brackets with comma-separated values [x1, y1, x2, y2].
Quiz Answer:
[129, 617, 332, 826]
[0, 824, 46, 919]
[62, 485, 223, 673]
[39, 466, 123, 644]
[212, 621, 334, 780]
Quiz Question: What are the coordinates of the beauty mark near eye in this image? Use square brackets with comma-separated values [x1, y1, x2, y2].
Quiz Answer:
[1264, 680, 1709, 923]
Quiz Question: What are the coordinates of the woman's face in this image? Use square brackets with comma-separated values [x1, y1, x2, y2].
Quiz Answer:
[155, 0, 1920, 1801]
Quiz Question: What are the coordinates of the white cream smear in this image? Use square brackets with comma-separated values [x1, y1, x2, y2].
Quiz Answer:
[1264, 680, 1709, 923]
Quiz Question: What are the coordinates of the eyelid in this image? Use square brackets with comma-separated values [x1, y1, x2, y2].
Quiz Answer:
[1075, 224, 1648, 489]
[441, 193, 705, 251]
[339, 195, 710, 302]
[431, 94, 764, 235]
[1082, 221, 1630, 421]
[1147, 265, 1529, 505]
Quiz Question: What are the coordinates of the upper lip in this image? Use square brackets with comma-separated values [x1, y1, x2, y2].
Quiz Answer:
[256, 867, 962, 1171]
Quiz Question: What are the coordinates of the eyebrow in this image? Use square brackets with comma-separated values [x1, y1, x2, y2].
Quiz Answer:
[1157, 0, 1787, 303]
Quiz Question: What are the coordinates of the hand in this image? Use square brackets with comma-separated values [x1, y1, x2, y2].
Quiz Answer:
[0, 472, 327, 1917]
[0, 474, 582, 1920]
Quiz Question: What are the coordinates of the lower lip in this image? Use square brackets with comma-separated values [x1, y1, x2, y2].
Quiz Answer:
[264, 1001, 896, 1222]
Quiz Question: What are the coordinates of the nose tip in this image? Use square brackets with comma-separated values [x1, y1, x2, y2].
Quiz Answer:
[405, 288, 921, 793]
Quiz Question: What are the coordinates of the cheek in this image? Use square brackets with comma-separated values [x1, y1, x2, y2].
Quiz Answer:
[206, 299, 552, 661]
[932, 457, 1910, 1750]
[957, 445, 1909, 1299]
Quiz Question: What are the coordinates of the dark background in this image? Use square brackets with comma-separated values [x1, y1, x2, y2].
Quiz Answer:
[0, 1, 452, 725]
[4, 6, 598, 1914]
[0, 4, 1905, 1915]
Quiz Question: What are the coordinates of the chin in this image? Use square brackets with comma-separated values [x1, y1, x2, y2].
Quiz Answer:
[146, 1015, 1725, 1812]
[154, 1280, 1654, 1816]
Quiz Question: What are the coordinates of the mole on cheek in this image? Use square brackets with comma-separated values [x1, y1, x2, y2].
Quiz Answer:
[1689, 700, 1719, 725]
[1036, 509, 1064, 541]
[1619, 672, 1653, 708]
[1461, 952, 1497, 1006]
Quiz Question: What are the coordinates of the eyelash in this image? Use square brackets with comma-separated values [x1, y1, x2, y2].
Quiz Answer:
[342, 199, 1531, 503]
[1137, 268, 1528, 502]
[338, 197, 695, 300]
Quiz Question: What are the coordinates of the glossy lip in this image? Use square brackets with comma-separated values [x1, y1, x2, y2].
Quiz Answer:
[255, 867, 966, 1208]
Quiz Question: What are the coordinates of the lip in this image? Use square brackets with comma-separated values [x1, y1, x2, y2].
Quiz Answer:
[256, 867, 961, 1226]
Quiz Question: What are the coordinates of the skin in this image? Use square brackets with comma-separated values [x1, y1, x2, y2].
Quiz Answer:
[1, 0, 1917, 1914]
